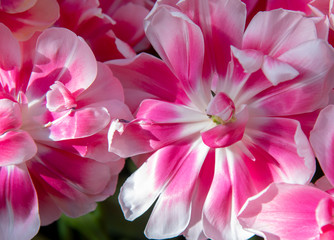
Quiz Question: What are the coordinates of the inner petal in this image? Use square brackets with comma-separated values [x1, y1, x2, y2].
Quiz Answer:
[206, 92, 235, 124]
[46, 81, 77, 112]
[202, 104, 249, 148]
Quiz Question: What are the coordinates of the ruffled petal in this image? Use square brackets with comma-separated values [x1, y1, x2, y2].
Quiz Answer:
[243, 9, 317, 57]
[249, 40, 334, 116]
[27, 27, 97, 100]
[48, 107, 110, 140]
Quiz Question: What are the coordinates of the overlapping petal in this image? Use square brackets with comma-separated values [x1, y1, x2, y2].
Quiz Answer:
[0, 165, 39, 240]
[310, 105, 334, 186]
[145, 6, 209, 107]
[27, 27, 97, 100]
[238, 183, 332, 240]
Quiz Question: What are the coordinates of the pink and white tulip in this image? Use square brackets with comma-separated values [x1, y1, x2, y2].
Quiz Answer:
[110, 0, 334, 239]
[0, 23, 128, 239]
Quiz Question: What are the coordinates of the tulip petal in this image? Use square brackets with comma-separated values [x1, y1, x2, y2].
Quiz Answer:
[27, 27, 97, 100]
[0, 130, 37, 166]
[0, 165, 39, 240]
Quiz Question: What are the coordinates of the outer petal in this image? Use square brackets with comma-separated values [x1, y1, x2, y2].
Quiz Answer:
[267, 0, 313, 15]
[27, 144, 119, 220]
[145, 6, 209, 107]
[0, 23, 21, 92]
[202, 147, 255, 240]
[0, 0, 37, 13]
[76, 62, 124, 105]
[0, 165, 40, 240]
[176, 0, 247, 78]
[238, 183, 330, 240]
[27, 27, 97, 100]
[310, 105, 334, 186]
[119, 138, 206, 221]
[246, 117, 315, 184]
[243, 9, 318, 57]
[0, 130, 37, 166]
[107, 53, 189, 112]
[110, 2, 150, 49]
[144, 139, 209, 239]
[0, 0, 60, 40]
[249, 40, 334, 116]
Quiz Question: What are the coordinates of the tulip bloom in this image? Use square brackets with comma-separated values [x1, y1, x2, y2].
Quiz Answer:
[0, 24, 129, 240]
[108, 0, 334, 239]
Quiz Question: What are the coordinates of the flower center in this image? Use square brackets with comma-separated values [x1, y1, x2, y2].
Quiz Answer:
[206, 92, 236, 125]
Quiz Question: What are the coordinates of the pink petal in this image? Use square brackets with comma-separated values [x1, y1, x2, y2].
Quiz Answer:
[0, 23, 21, 92]
[145, 6, 209, 104]
[107, 53, 189, 112]
[0, 165, 40, 240]
[134, 100, 208, 149]
[145, 139, 209, 239]
[27, 144, 120, 219]
[267, 0, 313, 15]
[0, 0, 60, 40]
[243, 9, 318, 57]
[119, 139, 207, 221]
[238, 183, 330, 240]
[76, 62, 124, 105]
[231, 46, 264, 73]
[0, 99, 22, 134]
[202, 147, 255, 240]
[261, 55, 299, 85]
[108, 119, 154, 158]
[316, 198, 334, 234]
[137, 99, 208, 123]
[310, 105, 334, 186]
[246, 117, 315, 184]
[0, 130, 37, 166]
[27, 27, 97, 100]
[250, 40, 334, 116]
[177, 0, 247, 78]
[46, 81, 77, 112]
[0, 0, 37, 13]
[48, 107, 110, 140]
[110, 2, 150, 48]
[201, 105, 248, 148]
